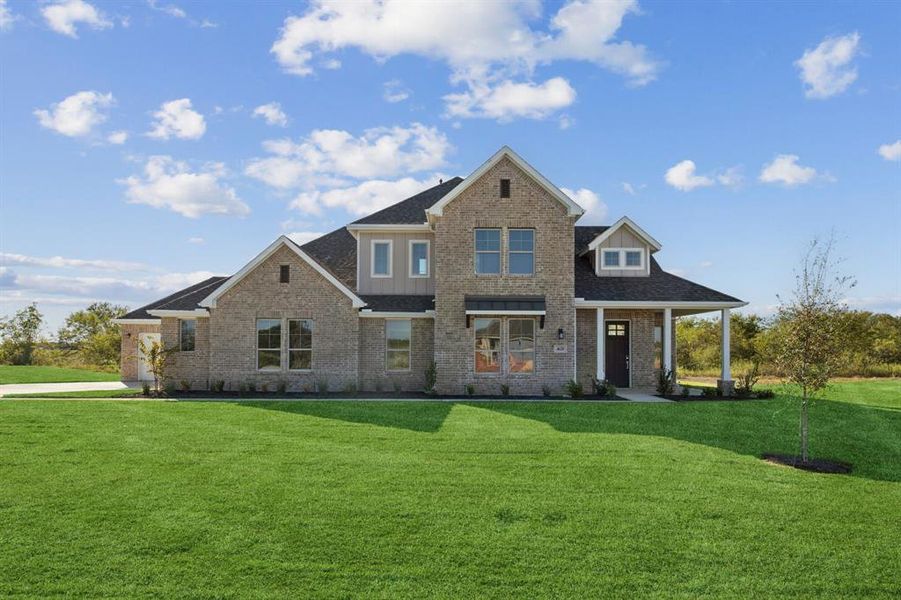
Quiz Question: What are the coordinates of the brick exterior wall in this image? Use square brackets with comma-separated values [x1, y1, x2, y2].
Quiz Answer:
[359, 318, 435, 392]
[432, 156, 577, 396]
[160, 317, 210, 390]
[208, 244, 359, 392]
[119, 322, 160, 381]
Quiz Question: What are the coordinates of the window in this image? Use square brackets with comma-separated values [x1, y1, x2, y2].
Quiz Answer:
[508, 319, 535, 373]
[508, 229, 534, 275]
[603, 250, 620, 268]
[256, 318, 281, 370]
[500, 178, 511, 198]
[625, 250, 642, 267]
[371, 240, 392, 277]
[179, 319, 195, 352]
[607, 323, 626, 336]
[475, 229, 501, 274]
[386, 320, 411, 371]
[280, 264, 290, 283]
[409, 240, 429, 277]
[474, 318, 501, 373]
[288, 319, 313, 370]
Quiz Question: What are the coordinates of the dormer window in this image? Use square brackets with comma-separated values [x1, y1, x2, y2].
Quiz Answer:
[602, 250, 620, 268]
[625, 250, 642, 267]
[500, 178, 511, 198]
[601, 248, 645, 270]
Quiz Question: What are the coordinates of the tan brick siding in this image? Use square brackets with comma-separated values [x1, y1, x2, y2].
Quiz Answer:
[208, 244, 359, 392]
[160, 317, 210, 390]
[359, 318, 435, 392]
[119, 323, 160, 381]
[433, 156, 576, 396]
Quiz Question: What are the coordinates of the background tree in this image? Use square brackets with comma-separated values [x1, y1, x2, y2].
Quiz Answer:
[57, 302, 127, 370]
[0, 304, 44, 365]
[773, 235, 854, 462]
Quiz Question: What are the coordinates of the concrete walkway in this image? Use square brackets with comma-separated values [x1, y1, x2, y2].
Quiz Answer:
[0, 381, 129, 397]
[617, 389, 672, 403]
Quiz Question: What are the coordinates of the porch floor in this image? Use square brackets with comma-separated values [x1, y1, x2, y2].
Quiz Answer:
[616, 389, 672, 403]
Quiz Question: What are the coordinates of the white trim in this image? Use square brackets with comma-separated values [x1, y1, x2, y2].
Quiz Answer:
[596, 307, 604, 381]
[585, 216, 662, 253]
[113, 318, 160, 325]
[426, 146, 584, 220]
[199, 236, 366, 309]
[575, 300, 747, 309]
[721, 308, 731, 381]
[346, 223, 430, 232]
[147, 309, 209, 318]
[385, 318, 412, 373]
[663, 308, 672, 372]
[465, 309, 546, 316]
[359, 310, 435, 319]
[597, 247, 645, 271]
[370, 239, 393, 278]
[408, 239, 430, 278]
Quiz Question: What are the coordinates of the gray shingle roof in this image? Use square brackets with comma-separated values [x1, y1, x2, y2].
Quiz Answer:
[574, 226, 742, 303]
[297, 227, 357, 290]
[120, 276, 229, 320]
[351, 177, 463, 225]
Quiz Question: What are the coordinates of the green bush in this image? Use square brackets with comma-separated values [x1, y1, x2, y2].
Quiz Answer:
[465, 384, 475, 396]
[564, 379, 583, 399]
[500, 384, 510, 396]
[656, 369, 676, 396]
[424, 361, 437, 394]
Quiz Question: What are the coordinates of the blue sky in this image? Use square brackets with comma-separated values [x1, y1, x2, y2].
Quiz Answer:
[1, 0, 899, 332]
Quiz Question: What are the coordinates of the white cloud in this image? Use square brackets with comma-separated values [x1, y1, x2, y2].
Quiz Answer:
[699, 260, 713, 268]
[716, 165, 744, 188]
[383, 79, 411, 103]
[252, 102, 289, 127]
[34, 91, 114, 138]
[107, 130, 128, 144]
[286, 231, 326, 245]
[187, 237, 204, 244]
[664, 160, 714, 192]
[1, 268, 214, 300]
[444, 77, 576, 121]
[290, 174, 447, 217]
[246, 123, 452, 188]
[0, 252, 147, 271]
[759, 154, 819, 186]
[41, 0, 112, 38]
[562, 187, 607, 224]
[147, 98, 206, 140]
[877, 140, 901, 162]
[270, 0, 659, 121]
[795, 32, 861, 99]
[147, 0, 187, 19]
[1, 0, 18, 31]
[120, 155, 250, 218]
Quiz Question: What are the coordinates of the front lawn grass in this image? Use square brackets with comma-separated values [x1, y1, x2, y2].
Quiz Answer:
[0, 365, 119, 384]
[0, 385, 898, 598]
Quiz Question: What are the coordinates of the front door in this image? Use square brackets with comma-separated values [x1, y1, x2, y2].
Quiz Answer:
[605, 321, 630, 387]
[137, 333, 161, 382]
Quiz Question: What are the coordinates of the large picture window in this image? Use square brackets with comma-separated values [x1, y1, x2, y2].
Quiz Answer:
[508, 319, 535, 373]
[508, 229, 534, 275]
[288, 319, 313, 370]
[386, 320, 411, 371]
[179, 319, 195, 352]
[475, 229, 501, 274]
[474, 318, 501, 373]
[256, 318, 281, 370]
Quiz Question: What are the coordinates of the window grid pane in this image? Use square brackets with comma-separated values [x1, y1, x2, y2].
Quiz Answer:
[625, 250, 642, 267]
[257, 319, 281, 370]
[603, 251, 620, 267]
[474, 318, 501, 373]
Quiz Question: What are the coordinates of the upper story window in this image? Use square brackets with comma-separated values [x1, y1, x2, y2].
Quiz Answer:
[500, 178, 511, 198]
[371, 240, 392, 278]
[601, 248, 645, 270]
[508, 229, 534, 275]
[409, 240, 429, 278]
[179, 319, 195, 352]
[475, 229, 501, 274]
[279, 264, 290, 283]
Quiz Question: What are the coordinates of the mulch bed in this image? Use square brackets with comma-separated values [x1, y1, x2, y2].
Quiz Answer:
[761, 453, 852, 474]
[137, 390, 624, 402]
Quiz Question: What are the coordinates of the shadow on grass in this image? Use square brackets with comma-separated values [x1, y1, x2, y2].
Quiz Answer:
[238, 400, 453, 433]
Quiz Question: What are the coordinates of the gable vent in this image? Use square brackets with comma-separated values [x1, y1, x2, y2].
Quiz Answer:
[500, 178, 511, 198]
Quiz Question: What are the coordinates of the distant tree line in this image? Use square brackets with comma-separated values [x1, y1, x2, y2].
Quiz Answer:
[677, 310, 901, 378]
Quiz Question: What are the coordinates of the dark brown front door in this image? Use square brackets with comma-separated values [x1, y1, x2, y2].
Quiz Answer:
[605, 321, 630, 387]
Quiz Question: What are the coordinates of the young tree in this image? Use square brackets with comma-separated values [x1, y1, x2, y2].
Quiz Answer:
[58, 302, 128, 370]
[773, 234, 854, 462]
[137, 338, 178, 394]
[0, 303, 44, 365]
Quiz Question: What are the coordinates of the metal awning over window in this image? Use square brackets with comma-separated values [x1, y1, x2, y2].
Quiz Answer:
[464, 295, 546, 328]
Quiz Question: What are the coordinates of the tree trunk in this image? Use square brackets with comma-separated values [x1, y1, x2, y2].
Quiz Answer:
[800, 388, 809, 463]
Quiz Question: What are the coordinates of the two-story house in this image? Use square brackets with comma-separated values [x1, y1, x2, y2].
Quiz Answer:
[115, 147, 745, 395]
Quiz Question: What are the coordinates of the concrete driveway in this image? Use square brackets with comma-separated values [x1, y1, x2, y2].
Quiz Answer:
[0, 381, 129, 397]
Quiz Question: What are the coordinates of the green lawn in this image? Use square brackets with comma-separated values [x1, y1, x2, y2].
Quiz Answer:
[0, 365, 119, 384]
[1, 383, 898, 598]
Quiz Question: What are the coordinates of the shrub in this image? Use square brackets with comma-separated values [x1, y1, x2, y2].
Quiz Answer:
[344, 382, 357, 395]
[701, 386, 718, 398]
[465, 383, 475, 396]
[261, 382, 270, 393]
[542, 385, 551, 397]
[391, 377, 402, 393]
[605, 382, 617, 398]
[316, 377, 329, 394]
[179, 379, 191, 392]
[735, 362, 760, 397]
[564, 379, 583, 399]
[656, 369, 676, 396]
[424, 361, 437, 394]
[212, 380, 225, 393]
[756, 388, 775, 399]
[591, 377, 608, 396]
[163, 381, 176, 396]
[500, 383, 510, 396]
[141, 382, 151, 396]
[277, 380, 287, 394]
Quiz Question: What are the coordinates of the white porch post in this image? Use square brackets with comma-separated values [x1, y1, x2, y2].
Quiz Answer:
[663, 308, 672, 372]
[596, 307, 605, 381]
[719, 308, 734, 395]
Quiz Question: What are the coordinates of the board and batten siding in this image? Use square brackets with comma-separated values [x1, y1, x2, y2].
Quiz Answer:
[357, 231, 435, 294]
[596, 225, 650, 277]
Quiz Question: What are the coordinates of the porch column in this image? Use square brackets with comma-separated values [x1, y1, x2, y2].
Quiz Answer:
[663, 308, 672, 372]
[596, 307, 604, 381]
[718, 308, 734, 395]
